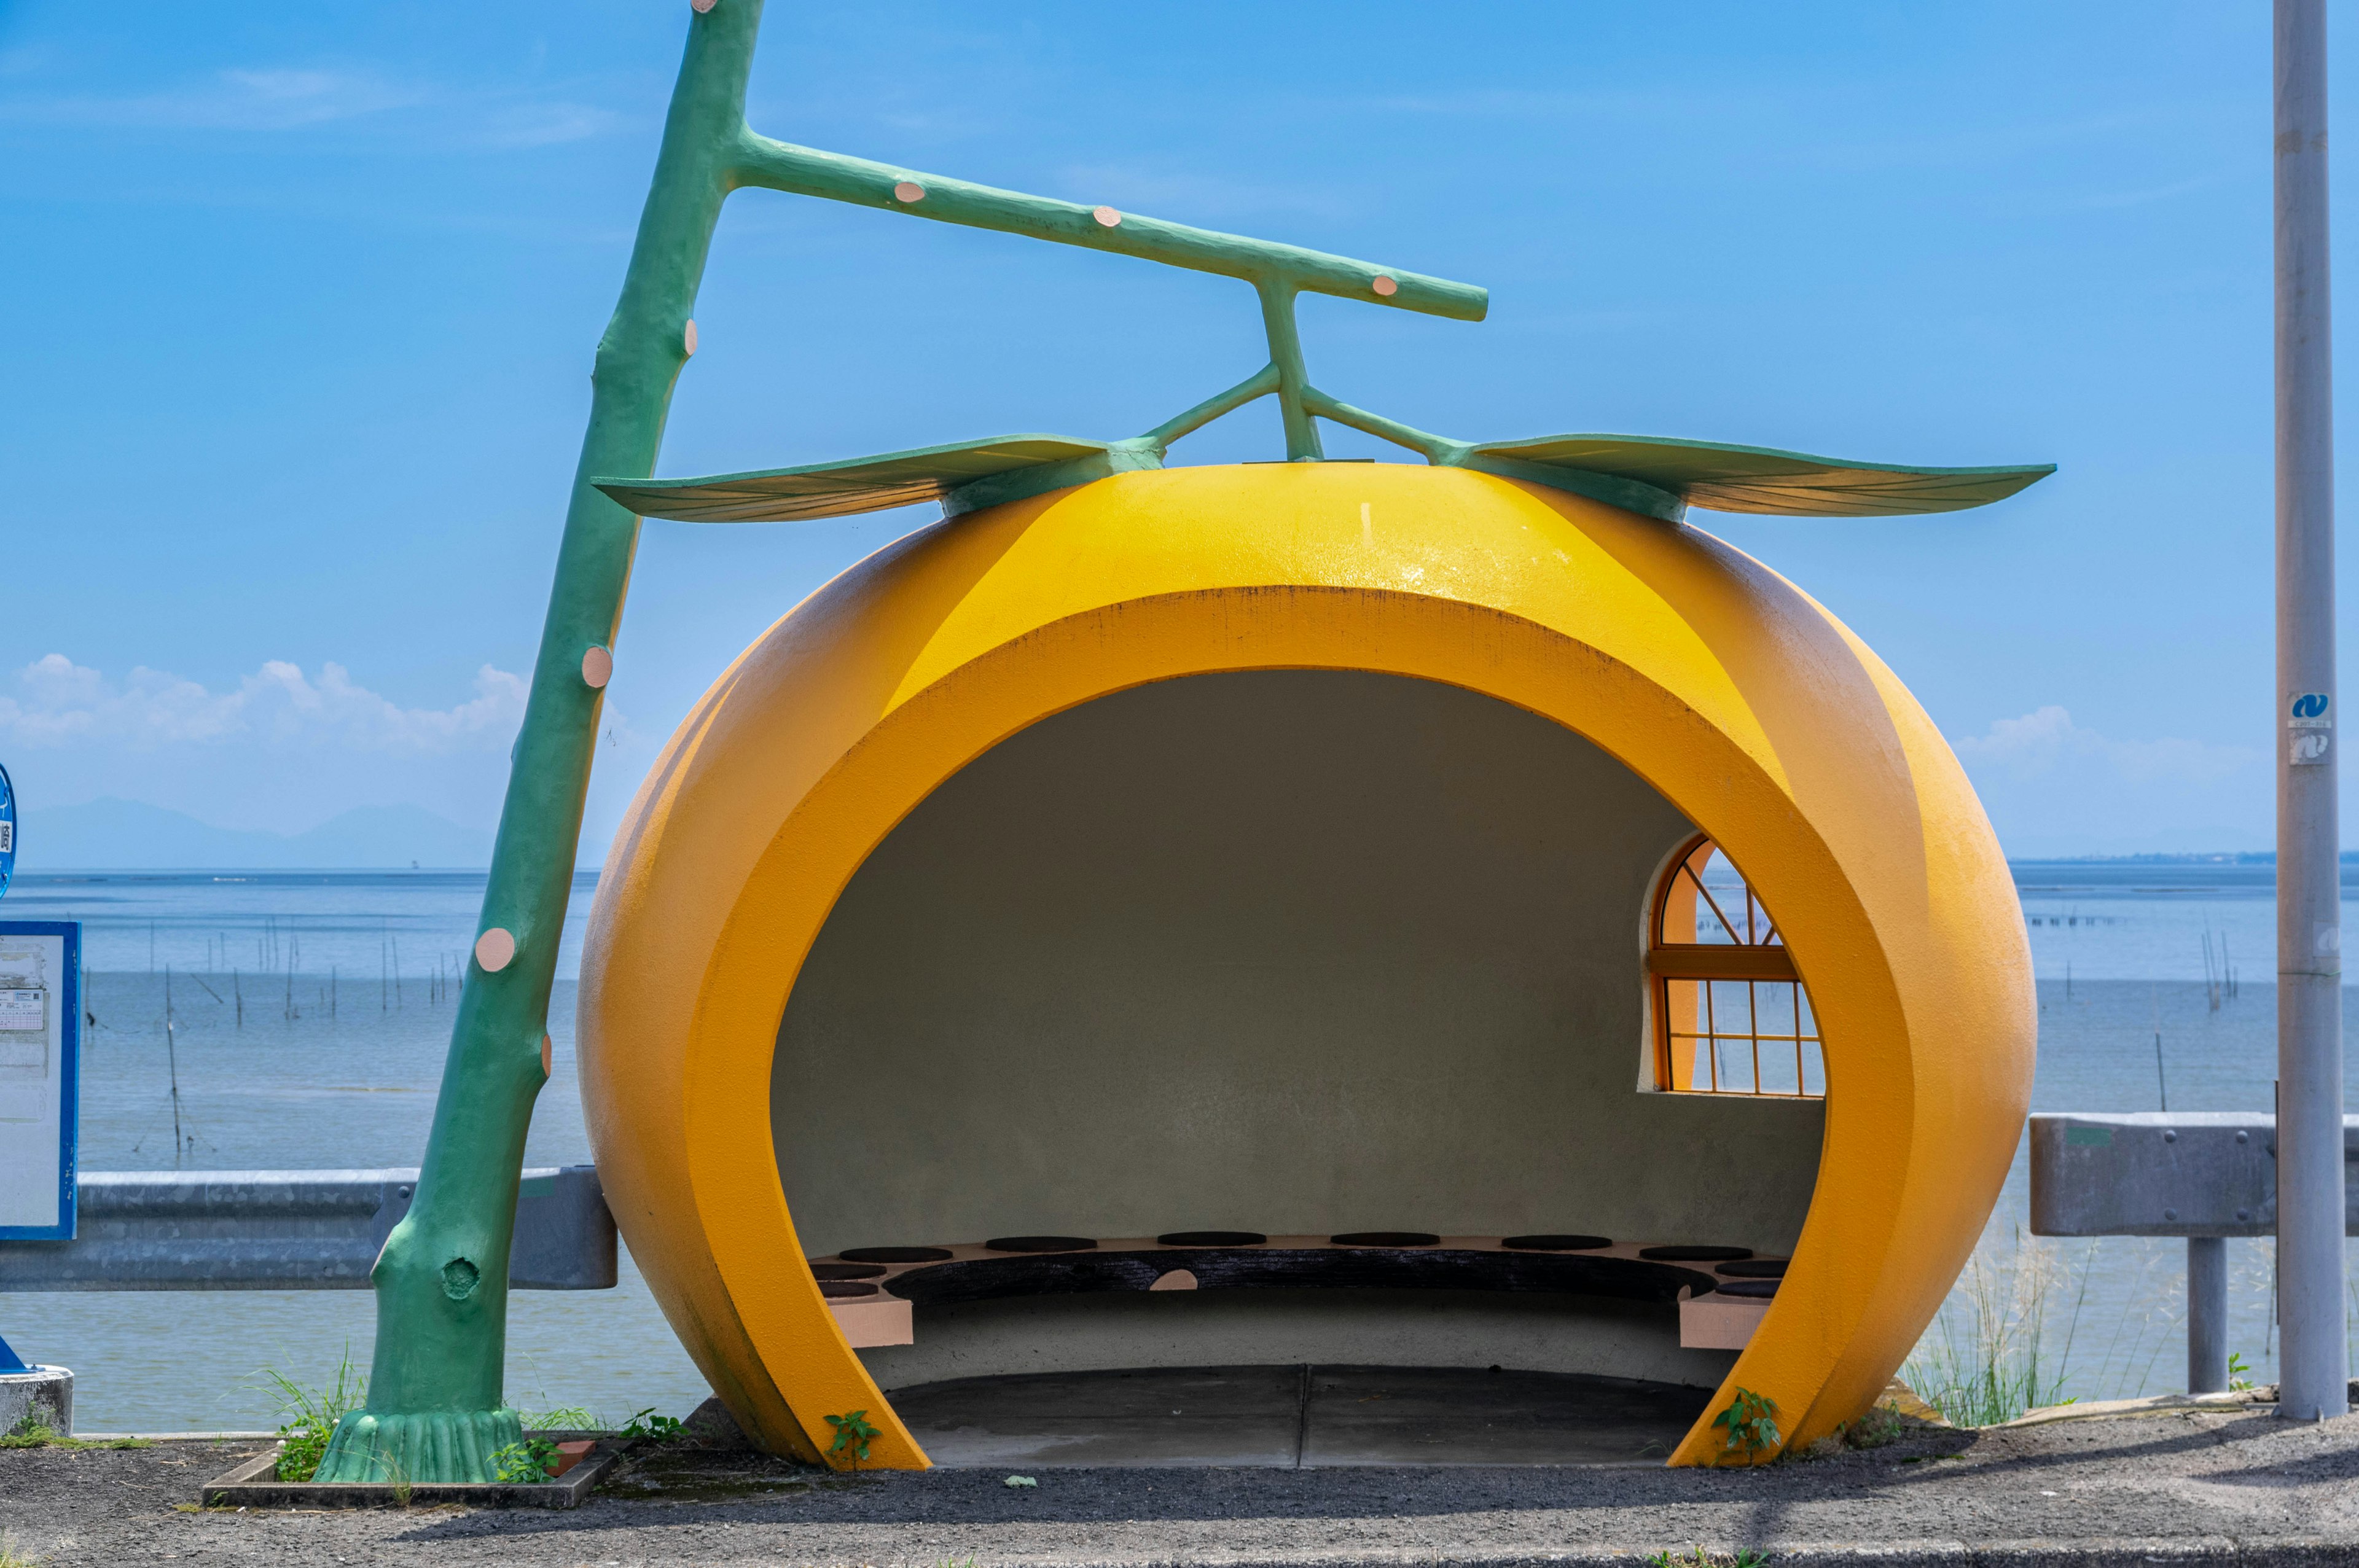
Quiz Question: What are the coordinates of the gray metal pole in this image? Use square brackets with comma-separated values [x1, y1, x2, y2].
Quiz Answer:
[2188, 1236, 2230, 1394]
[2274, 0, 2348, 1424]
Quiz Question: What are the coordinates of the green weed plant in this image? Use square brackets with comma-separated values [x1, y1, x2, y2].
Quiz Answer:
[1712, 1387, 1782, 1461]
[824, 1410, 882, 1470]
[257, 1352, 367, 1481]
[490, 1437, 560, 1483]
[623, 1407, 685, 1443]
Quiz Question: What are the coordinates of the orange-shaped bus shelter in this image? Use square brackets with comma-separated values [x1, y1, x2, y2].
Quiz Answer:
[576, 461, 2035, 1469]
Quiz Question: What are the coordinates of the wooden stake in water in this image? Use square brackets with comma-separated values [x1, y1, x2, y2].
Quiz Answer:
[164, 965, 184, 1169]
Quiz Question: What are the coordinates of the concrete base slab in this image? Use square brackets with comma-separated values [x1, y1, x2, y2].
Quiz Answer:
[0, 1365, 72, 1437]
[894, 1362, 1712, 1468]
[895, 1364, 1304, 1467]
[18, 1410, 2359, 1564]
[1303, 1364, 1710, 1465]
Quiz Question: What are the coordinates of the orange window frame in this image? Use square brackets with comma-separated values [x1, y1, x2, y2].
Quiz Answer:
[1648, 833, 1822, 1097]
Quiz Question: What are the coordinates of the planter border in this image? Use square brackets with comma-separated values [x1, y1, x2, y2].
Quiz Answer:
[200, 1435, 619, 1510]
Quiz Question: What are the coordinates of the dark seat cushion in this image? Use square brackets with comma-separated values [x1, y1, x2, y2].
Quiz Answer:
[882, 1247, 1717, 1307]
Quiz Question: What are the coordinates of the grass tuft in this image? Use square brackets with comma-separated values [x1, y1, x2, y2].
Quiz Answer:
[256, 1351, 368, 1482]
[1904, 1227, 2087, 1426]
[523, 1406, 598, 1432]
[0, 1415, 142, 1453]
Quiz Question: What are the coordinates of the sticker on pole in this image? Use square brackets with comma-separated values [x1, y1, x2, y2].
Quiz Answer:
[2288, 692, 2331, 765]
[0, 761, 15, 900]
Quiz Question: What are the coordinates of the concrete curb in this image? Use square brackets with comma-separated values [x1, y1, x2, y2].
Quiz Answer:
[72, 1430, 276, 1441]
[1998, 1389, 2272, 1428]
[971, 1547, 2359, 1566]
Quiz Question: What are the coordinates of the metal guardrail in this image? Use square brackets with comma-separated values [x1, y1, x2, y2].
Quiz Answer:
[0, 1166, 615, 1291]
[2028, 1112, 2359, 1395]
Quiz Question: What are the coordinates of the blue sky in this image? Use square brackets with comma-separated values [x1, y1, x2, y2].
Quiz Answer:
[0, 1, 2343, 859]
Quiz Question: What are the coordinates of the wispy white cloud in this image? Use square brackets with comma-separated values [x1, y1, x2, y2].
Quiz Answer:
[1950, 705, 2272, 856]
[0, 655, 528, 755]
[1352, 86, 1657, 119]
[7, 68, 424, 132]
[1955, 704, 2258, 786]
[0, 66, 620, 148]
[480, 100, 624, 149]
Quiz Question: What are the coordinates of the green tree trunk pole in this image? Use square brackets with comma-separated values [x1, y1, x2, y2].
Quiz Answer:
[316, 0, 763, 1484]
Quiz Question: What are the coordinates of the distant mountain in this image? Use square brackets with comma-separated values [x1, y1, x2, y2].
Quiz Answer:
[15, 798, 494, 870]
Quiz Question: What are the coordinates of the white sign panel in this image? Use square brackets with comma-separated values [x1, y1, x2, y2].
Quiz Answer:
[0, 925, 78, 1238]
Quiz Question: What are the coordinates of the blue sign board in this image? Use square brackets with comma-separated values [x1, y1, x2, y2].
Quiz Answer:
[0, 760, 15, 899]
[0, 921, 78, 1241]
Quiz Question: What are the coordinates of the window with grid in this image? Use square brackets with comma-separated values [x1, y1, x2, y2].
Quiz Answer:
[1648, 835, 1823, 1097]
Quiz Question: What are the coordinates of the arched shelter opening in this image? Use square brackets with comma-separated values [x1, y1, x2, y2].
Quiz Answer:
[577, 462, 2036, 1472]
[772, 669, 1826, 1413]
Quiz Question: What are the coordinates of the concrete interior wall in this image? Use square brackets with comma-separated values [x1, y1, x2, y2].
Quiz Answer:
[772, 670, 1824, 1281]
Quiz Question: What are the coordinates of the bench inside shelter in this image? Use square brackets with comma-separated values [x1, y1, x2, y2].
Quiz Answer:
[810, 1231, 1788, 1384]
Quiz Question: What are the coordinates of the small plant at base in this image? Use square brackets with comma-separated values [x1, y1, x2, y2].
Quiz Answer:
[1713, 1387, 1782, 1461]
[1, 1418, 58, 1449]
[257, 1352, 367, 1481]
[824, 1410, 882, 1470]
[0, 1417, 144, 1454]
[2228, 1352, 2254, 1392]
[490, 1437, 560, 1483]
[1844, 1401, 1910, 1450]
[1645, 1549, 1769, 1568]
[622, 1407, 685, 1443]
[0, 1529, 41, 1568]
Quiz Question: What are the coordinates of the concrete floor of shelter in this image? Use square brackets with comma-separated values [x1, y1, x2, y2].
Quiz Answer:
[891, 1363, 1714, 1467]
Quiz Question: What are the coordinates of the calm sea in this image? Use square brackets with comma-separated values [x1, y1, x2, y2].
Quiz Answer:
[1, 862, 2355, 1430]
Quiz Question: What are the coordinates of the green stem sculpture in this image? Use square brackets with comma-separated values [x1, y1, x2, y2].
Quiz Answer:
[314, 2, 760, 1483]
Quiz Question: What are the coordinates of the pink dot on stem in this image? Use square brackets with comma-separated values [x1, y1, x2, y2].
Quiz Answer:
[683, 320, 698, 356]
[1372, 275, 1399, 297]
[582, 646, 613, 689]
[475, 928, 517, 973]
[541, 1035, 553, 1075]
[893, 181, 925, 203]
[691, 0, 716, 12]
[1092, 206, 1122, 227]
